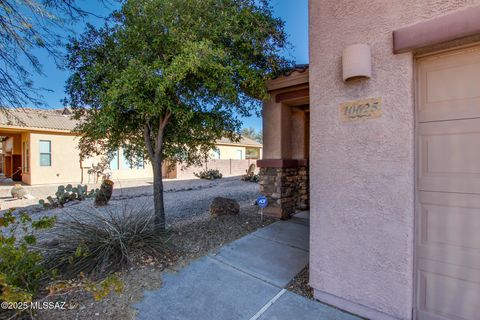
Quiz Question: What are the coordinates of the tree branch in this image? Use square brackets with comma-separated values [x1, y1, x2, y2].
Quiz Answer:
[143, 124, 155, 162]
[154, 110, 172, 157]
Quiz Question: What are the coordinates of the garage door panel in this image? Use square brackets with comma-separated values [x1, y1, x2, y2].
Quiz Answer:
[416, 45, 480, 320]
[419, 204, 480, 252]
[417, 192, 480, 270]
[418, 119, 480, 194]
[417, 46, 480, 122]
[417, 268, 480, 320]
[417, 245, 480, 271]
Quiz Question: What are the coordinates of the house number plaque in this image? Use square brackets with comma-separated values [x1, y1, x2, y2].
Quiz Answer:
[339, 97, 382, 122]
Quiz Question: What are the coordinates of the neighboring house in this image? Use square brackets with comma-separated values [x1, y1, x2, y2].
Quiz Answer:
[0, 108, 262, 185]
[210, 137, 262, 161]
[166, 136, 262, 180]
[259, 2, 480, 320]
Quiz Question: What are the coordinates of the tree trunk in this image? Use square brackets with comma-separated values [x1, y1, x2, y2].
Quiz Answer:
[152, 159, 166, 232]
[143, 112, 171, 233]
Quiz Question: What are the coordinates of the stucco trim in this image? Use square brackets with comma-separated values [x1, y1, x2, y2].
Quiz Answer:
[393, 5, 480, 53]
[0, 126, 74, 134]
[275, 88, 309, 103]
[257, 159, 307, 168]
[314, 290, 401, 320]
[267, 70, 309, 92]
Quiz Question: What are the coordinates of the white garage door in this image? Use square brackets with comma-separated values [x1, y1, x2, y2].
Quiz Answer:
[416, 45, 480, 320]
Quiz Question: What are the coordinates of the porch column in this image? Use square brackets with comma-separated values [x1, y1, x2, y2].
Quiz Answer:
[257, 67, 309, 219]
[258, 101, 311, 218]
[291, 108, 309, 210]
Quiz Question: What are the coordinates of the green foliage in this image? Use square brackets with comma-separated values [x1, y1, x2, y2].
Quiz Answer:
[0, 209, 124, 315]
[43, 203, 170, 277]
[64, 0, 291, 230]
[0, 209, 56, 303]
[84, 274, 124, 301]
[65, 0, 290, 162]
[39, 184, 98, 209]
[47, 273, 124, 302]
[241, 127, 263, 143]
[194, 169, 223, 180]
[242, 173, 259, 183]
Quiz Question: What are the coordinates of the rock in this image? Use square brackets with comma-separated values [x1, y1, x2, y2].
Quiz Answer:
[210, 197, 240, 217]
[11, 184, 27, 199]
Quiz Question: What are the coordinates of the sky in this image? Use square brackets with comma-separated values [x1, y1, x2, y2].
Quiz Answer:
[28, 0, 308, 131]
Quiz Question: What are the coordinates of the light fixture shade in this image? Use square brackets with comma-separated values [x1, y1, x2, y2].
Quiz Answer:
[342, 44, 372, 81]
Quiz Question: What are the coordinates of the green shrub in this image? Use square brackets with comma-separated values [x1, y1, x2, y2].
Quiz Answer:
[194, 169, 223, 180]
[43, 202, 169, 277]
[0, 210, 124, 319]
[0, 209, 56, 303]
[241, 173, 259, 183]
[39, 184, 99, 209]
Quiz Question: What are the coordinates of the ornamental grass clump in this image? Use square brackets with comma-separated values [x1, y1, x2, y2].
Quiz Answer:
[43, 202, 170, 278]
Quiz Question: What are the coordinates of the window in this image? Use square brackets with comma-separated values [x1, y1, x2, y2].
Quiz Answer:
[236, 149, 243, 160]
[246, 148, 260, 159]
[109, 150, 119, 170]
[39, 140, 51, 166]
[212, 148, 221, 160]
[121, 149, 144, 169]
[122, 149, 131, 169]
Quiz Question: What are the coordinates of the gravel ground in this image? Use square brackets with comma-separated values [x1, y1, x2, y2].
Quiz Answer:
[287, 266, 313, 300]
[5, 177, 260, 227]
[35, 204, 275, 320]
[1, 177, 267, 320]
[0, 176, 239, 211]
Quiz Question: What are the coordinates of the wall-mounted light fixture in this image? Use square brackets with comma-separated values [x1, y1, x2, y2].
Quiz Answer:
[342, 43, 372, 81]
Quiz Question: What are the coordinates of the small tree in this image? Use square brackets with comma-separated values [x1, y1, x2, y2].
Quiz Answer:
[64, 0, 290, 231]
[241, 127, 263, 143]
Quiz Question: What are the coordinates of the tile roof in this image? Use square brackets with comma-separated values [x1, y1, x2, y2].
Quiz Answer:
[273, 64, 309, 79]
[217, 136, 262, 147]
[0, 108, 263, 147]
[0, 108, 77, 131]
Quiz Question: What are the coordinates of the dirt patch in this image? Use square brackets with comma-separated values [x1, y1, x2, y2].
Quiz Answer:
[36, 204, 274, 320]
[287, 266, 314, 300]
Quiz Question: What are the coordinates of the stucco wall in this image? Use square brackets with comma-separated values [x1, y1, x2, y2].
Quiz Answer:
[308, 1, 480, 319]
[29, 132, 85, 185]
[176, 159, 257, 180]
[213, 145, 247, 160]
[28, 133, 153, 185]
[22, 131, 260, 184]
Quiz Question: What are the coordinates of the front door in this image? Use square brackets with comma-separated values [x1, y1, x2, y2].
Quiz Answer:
[416, 45, 480, 320]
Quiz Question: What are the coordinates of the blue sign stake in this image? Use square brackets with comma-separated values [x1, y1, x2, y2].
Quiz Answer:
[257, 195, 268, 208]
[257, 195, 268, 221]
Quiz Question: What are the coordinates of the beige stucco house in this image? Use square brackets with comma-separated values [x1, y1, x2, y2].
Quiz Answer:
[0, 108, 262, 185]
[259, 2, 480, 320]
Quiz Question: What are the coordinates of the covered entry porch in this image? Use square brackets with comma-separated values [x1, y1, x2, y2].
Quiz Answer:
[258, 65, 309, 219]
[0, 128, 29, 184]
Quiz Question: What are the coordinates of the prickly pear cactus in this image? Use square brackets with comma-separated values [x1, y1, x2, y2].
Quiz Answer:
[39, 183, 99, 209]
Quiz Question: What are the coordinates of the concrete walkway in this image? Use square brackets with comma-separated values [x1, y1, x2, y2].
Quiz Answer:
[135, 212, 360, 320]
